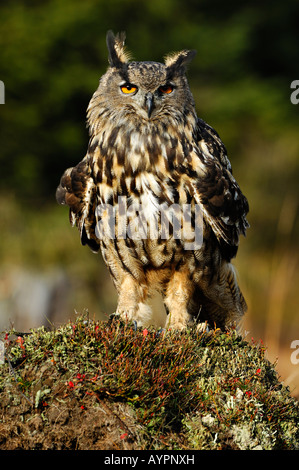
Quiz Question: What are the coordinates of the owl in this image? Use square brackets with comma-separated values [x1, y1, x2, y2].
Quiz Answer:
[56, 31, 249, 331]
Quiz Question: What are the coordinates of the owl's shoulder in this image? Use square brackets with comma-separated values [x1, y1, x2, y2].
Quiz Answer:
[194, 117, 232, 171]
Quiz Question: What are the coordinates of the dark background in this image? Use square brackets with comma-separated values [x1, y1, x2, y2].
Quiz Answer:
[0, 0, 299, 395]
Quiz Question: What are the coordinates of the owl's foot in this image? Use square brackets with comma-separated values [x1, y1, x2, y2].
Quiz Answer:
[164, 311, 194, 330]
[115, 301, 153, 328]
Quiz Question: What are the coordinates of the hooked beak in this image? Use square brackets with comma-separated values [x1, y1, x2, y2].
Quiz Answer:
[145, 92, 154, 118]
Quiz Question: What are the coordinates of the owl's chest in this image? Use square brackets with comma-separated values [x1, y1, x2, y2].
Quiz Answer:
[98, 167, 170, 226]
[96, 165, 204, 257]
[93, 126, 203, 249]
[95, 126, 195, 200]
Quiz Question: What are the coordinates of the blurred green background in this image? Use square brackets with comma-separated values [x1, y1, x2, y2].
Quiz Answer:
[0, 0, 299, 395]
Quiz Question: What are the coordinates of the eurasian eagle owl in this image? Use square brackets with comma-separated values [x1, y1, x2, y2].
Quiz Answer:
[56, 31, 249, 331]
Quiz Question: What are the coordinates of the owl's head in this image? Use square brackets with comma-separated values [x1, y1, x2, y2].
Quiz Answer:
[91, 31, 197, 122]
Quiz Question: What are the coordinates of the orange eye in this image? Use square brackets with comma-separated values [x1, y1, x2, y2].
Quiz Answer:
[159, 85, 174, 94]
[120, 84, 138, 94]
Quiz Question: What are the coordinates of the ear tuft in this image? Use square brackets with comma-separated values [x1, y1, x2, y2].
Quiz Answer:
[106, 30, 131, 68]
[165, 49, 197, 75]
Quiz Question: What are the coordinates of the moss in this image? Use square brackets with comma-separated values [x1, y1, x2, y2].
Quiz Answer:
[0, 313, 298, 450]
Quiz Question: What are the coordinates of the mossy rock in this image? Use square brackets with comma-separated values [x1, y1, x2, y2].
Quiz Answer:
[0, 314, 298, 450]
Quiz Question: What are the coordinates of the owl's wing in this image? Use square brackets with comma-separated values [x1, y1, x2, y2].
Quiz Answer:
[56, 155, 100, 252]
[189, 118, 249, 260]
[196, 118, 232, 171]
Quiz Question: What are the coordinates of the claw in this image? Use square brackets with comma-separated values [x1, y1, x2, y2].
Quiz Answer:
[107, 312, 121, 325]
[155, 328, 166, 338]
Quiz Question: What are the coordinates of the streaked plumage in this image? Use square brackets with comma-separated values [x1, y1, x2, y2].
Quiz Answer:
[56, 31, 249, 330]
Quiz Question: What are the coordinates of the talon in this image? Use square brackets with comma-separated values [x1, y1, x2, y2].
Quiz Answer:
[155, 328, 166, 338]
[108, 312, 121, 325]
